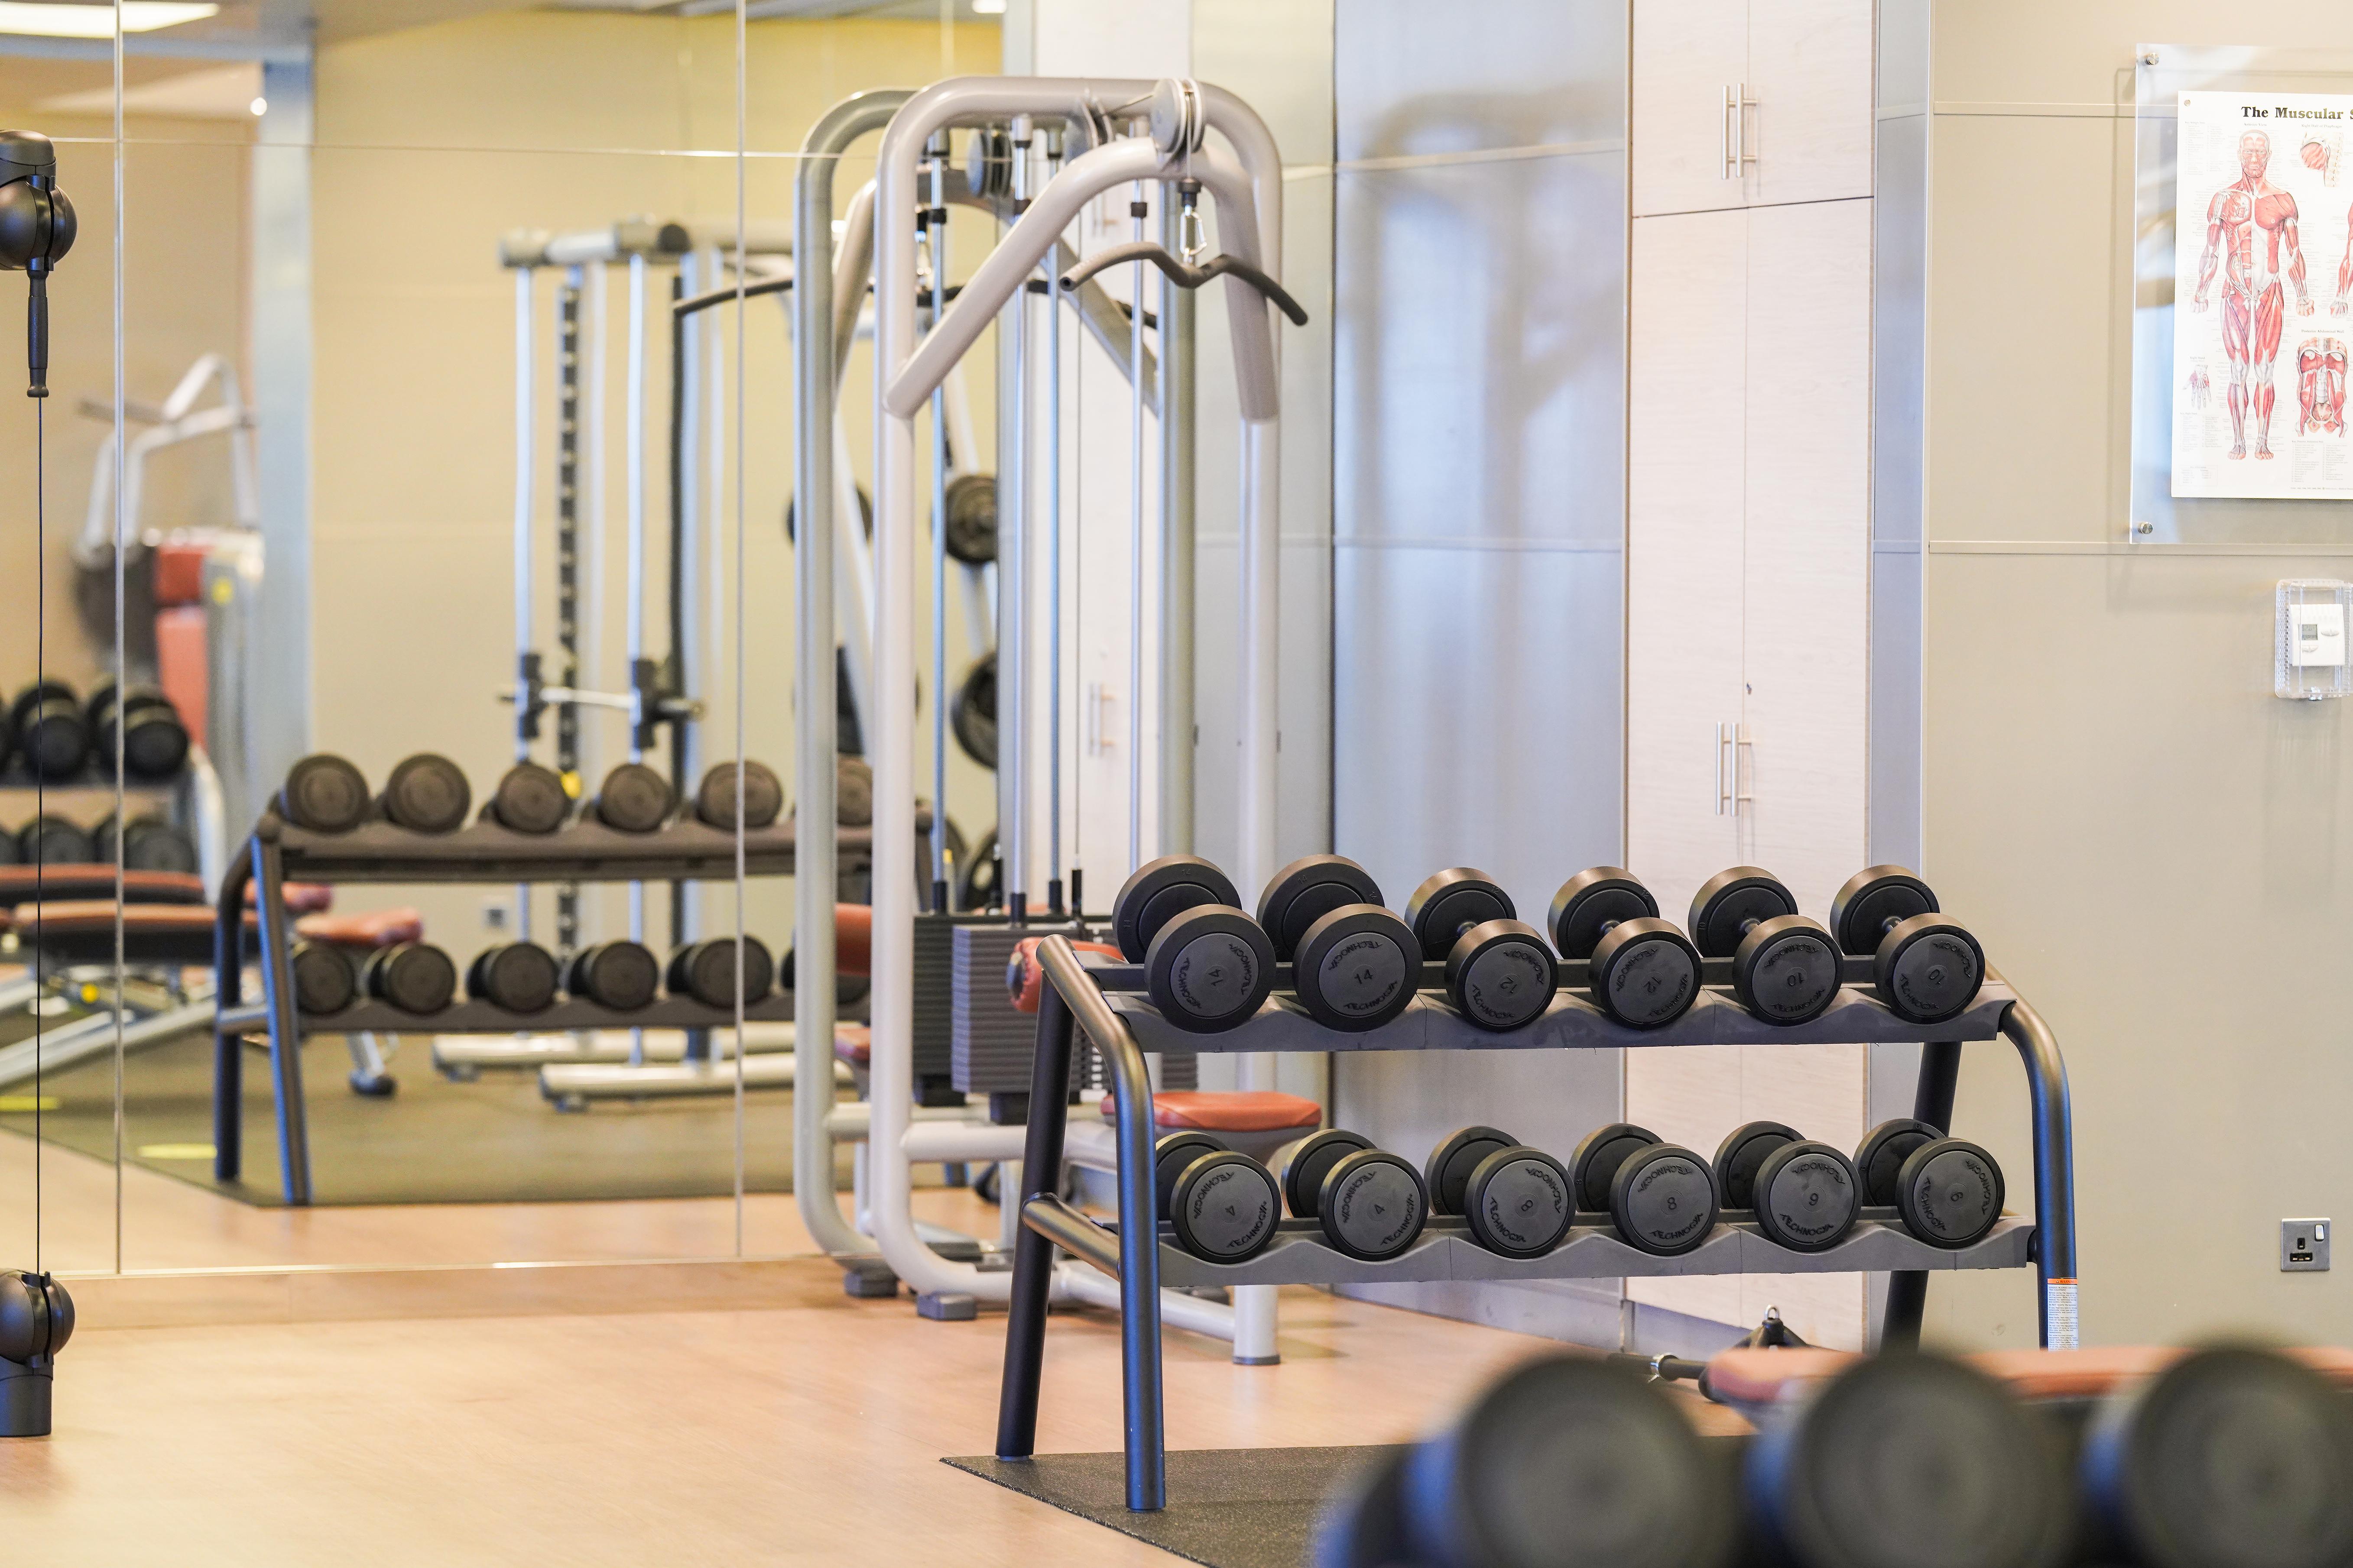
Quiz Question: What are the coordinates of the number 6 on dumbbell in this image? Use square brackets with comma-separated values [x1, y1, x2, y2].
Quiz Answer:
[1688, 867, 1841, 1026]
[1829, 866, 1986, 1025]
[1111, 856, 1277, 1033]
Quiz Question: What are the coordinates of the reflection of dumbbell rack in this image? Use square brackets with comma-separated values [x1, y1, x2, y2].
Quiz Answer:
[998, 934, 2077, 1513]
[208, 810, 887, 1206]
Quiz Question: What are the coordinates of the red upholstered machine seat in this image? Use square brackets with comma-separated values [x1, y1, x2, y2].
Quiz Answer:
[831, 1023, 874, 1066]
[1098, 1089, 1323, 1134]
[0, 866, 206, 909]
[295, 907, 423, 948]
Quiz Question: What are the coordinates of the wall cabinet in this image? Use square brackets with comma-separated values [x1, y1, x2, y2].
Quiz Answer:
[1625, 195, 1872, 1347]
[1631, 0, 1874, 217]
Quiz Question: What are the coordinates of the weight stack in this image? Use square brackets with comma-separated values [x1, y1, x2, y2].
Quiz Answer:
[948, 923, 1196, 1098]
[910, 913, 961, 1106]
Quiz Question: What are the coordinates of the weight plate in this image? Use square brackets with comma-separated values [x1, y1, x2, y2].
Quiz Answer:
[108, 816, 197, 873]
[1170, 1151, 1281, 1262]
[1829, 865, 1938, 956]
[1407, 1357, 1735, 1568]
[1255, 854, 1384, 960]
[1423, 1125, 1520, 1216]
[1875, 915, 1985, 1024]
[1570, 1122, 1660, 1214]
[1444, 920, 1555, 1032]
[1710, 1120, 1800, 1211]
[1587, 918, 1702, 1030]
[382, 752, 472, 834]
[1731, 915, 1842, 1026]
[1403, 868, 1515, 961]
[2086, 1345, 2353, 1568]
[565, 940, 661, 1011]
[667, 936, 776, 1008]
[1853, 1119, 1942, 1208]
[944, 473, 998, 564]
[1153, 1132, 1226, 1220]
[1607, 1143, 1719, 1256]
[279, 753, 370, 834]
[835, 755, 875, 827]
[0, 832, 16, 866]
[1293, 904, 1417, 1033]
[1144, 905, 1275, 1033]
[111, 698, 188, 781]
[365, 943, 457, 1015]
[1112, 854, 1240, 961]
[289, 941, 357, 1015]
[696, 759, 783, 831]
[19, 816, 94, 866]
[1282, 1129, 1370, 1218]
[488, 762, 571, 834]
[952, 654, 997, 771]
[1895, 1137, 2004, 1249]
[1687, 867, 1796, 958]
[1463, 1146, 1575, 1257]
[467, 942, 560, 1014]
[1751, 1140, 1860, 1253]
[14, 682, 88, 782]
[1758, 1353, 2069, 1568]
[592, 762, 676, 833]
[1317, 1149, 1428, 1260]
[1547, 867, 1659, 959]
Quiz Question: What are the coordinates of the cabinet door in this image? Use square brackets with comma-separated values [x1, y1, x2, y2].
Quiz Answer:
[1627, 209, 1746, 916]
[1630, 0, 1749, 218]
[1746, 0, 1875, 206]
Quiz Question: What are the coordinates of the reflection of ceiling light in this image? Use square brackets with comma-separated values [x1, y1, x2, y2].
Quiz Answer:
[249, 97, 265, 116]
[972, 0, 1005, 12]
[0, 3, 219, 37]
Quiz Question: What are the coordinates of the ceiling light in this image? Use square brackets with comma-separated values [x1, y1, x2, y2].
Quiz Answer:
[249, 97, 265, 115]
[0, 3, 219, 38]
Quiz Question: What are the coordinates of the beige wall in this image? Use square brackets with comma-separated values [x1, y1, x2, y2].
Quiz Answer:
[307, 11, 997, 945]
[1920, 0, 2353, 1348]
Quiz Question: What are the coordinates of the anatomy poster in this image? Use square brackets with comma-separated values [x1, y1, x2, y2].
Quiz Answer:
[2172, 91, 2353, 499]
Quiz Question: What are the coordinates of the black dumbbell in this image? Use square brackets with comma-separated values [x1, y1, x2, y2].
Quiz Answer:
[1460, 1142, 1576, 1259]
[1152, 1133, 1281, 1263]
[587, 761, 677, 833]
[1548, 867, 1703, 1030]
[695, 760, 783, 831]
[667, 935, 776, 1008]
[564, 940, 661, 1011]
[1403, 868, 1555, 1033]
[288, 941, 357, 1015]
[1312, 1354, 1735, 1568]
[1689, 867, 1841, 1026]
[2080, 1346, 2353, 1568]
[1891, 1135, 2005, 1250]
[1280, 1128, 1371, 1219]
[0, 830, 17, 866]
[836, 755, 875, 827]
[1256, 855, 1418, 1033]
[1746, 1353, 2070, 1568]
[1316, 1146, 1428, 1261]
[376, 752, 472, 834]
[1830, 866, 1987, 1025]
[95, 813, 198, 874]
[952, 653, 996, 770]
[1712, 1120, 1861, 1253]
[360, 942, 458, 1015]
[86, 681, 188, 781]
[1424, 1125, 1521, 1217]
[278, 754, 372, 833]
[10, 681, 88, 781]
[944, 473, 997, 564]
[466, 942, 560, 1014]
[1853, 1118, 1941, 1206]
[17, 816, 95, 866]
[484, 761, 572, 833]
[1111, 856, 1275, 1033]
[1570, 1122, 1719, 1256]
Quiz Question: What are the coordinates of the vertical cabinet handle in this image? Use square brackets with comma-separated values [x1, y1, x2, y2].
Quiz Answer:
[1733, 83, 1756, 178]
[1733, 725, 1754, 815]
[1716, 722, 1732, 815]
[1721, 84, 1738, 180]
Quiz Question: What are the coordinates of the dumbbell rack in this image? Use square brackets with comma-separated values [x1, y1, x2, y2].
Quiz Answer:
[996, 936, 2077, 1513]
[209, 808, 888, 1206]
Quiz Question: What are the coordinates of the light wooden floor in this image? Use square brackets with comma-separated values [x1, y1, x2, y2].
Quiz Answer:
[4, 1263, 1742, 1565]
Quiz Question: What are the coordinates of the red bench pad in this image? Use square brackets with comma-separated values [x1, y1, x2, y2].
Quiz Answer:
[1097, 1090, 1323, 1133]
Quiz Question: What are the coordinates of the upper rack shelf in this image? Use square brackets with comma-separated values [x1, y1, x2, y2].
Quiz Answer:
[252, 812, 887, 884]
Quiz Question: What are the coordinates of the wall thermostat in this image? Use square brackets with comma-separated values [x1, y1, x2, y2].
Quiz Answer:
[2276, 580, 2352, 700]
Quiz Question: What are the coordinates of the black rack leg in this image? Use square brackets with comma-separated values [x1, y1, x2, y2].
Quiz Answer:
[996, 986, 1077, 1462]
[1880, 1039, 1962, 1351]
[211, 844, 253, 1185]
[252, 839, 313, 1206]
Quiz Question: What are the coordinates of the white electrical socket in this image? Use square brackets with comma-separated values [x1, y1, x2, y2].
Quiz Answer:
[2282, 1218, 2330, 1272]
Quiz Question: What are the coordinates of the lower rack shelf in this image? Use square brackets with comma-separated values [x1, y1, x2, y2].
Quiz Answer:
[1031, 1199, 2032, 1289]
[222, 995, 799, 1035]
